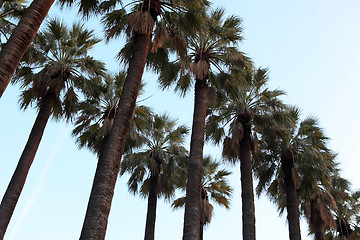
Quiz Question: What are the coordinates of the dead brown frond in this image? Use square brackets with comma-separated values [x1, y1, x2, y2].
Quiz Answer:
[190, 59, 210, 80]
[47, 64, 70, 94]
[232, 121, 243, 143]
[311, 193, 335, 228]
[206, 86, 217, 107]
[127, 11, 154, 35]
[201, 198, 213, 225]
[251, 132, 259, 156]
[222, 136, 240, 161]
[100, 107, 116, 136]
[151, 22, 168, 53]
[324, 190, 338, 210]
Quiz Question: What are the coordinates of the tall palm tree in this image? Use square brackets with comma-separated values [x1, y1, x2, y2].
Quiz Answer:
[325, 176, 360, 239]
[56, 1, 209, 238]
[172, 156, 233, 240]
[120, 113, 188, 240]
[158, 8, 249, 239]
[206, 68, 285, 240]
[306, 186, 337, 240]
[0, 0, 56, 97]
[254, 107, 336, 240]
[0, 19, 104, 240]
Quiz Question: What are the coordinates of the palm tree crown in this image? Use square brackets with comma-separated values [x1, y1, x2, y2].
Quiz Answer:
[14, 19, 105, 118]
[72, 71, 151, 155]
[121, 113, 189, 199]
[158, 7, 249, 95]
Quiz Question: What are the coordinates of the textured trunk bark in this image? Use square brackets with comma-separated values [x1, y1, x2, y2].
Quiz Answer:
[0, 93, 55, 240]
[79, 33, 151, 240]
[199, 221, 204, 240]
[282, 154, 302, 240]
[313, 222, 325, 240]
[183, 80, 207, 240]
[144, 174, 159, 240]
[239, 123, 256, 240]
[0, 0, 55, 98]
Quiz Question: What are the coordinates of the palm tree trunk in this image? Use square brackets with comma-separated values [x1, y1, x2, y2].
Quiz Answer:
[313, 222, 325, 240]
[144, 174, 159, 240]
[239, 122, 256, 240]
[0, 0, 55, 98]
[282, 153, 301, 240]
[0, 93, 55, 239]
[199, 221, 204, 240]
[183, 80, 207, 240]
[79, 33, 151, 240]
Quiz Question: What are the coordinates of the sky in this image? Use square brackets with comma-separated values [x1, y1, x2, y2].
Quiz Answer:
[1, 0, 360, 239]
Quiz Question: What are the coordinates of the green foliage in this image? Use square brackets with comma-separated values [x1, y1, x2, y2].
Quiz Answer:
[120, 113, 189, 200]
[206, 67, 287, 166]
[172, 156, 233, 209]
[0, 0, 25, 43]
[253, 106, 339, 224]
[72, 71, 151, 154]
[12, 19, 105, 121]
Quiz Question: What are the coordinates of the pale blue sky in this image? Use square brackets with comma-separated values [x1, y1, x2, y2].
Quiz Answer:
[1, 1, 360, 239]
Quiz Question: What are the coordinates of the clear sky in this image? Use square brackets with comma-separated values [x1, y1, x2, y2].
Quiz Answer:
[1, 0, 360, 239]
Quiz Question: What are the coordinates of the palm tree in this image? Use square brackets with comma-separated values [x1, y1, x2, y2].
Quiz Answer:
[158, 8, 248, 239]
[296, 152, 339, 240]
[307, 187, 337, 240]
[172, 156, 233, 240]
[325, 176, 360, 239]
[0, 19, 104, 239]
[299, 172, 338, 240]
[205, 68, 285, 240]
[0, 0, 56, 97]
[65, 1, 209, 238]
[120, 113, 188, 240]
[254, 107, 336, 240]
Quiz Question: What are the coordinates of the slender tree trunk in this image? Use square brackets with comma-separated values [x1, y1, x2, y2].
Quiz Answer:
[144, 174, 159, 240]
[183, 80, 207, 240]
[0, 0, 55, 98]
[0, 94, 55, 239]
[79, 33, 151, 240]
[313, 222, 325, 240]
[199, 221, 204, 240]
[282, 153, 301, 240]
[239, 122, 256, 240]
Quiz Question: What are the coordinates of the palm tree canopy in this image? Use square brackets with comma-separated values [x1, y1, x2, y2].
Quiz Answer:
[325, 176, 360, 239]
[12, 19, 105, 120]
[58, 0, 210, 55]
[254, 107, 338, 214]
[158, 7, 251, 96]
[120, 113, 189, 200]
[101, 0, 210, 37]
[172, 156, 233, 210]
[205, 68, 286, 164]
[72, 71, 151, 154]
